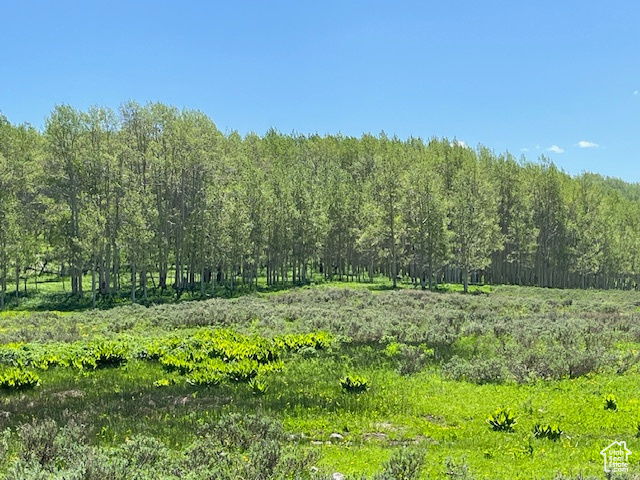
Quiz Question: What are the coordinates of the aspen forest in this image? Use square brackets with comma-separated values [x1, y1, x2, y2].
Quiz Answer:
[1, 102, 640, 309]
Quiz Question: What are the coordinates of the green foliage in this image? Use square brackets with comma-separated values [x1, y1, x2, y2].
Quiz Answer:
[6, 415, 318, 480]
[225, 358, 259, 382]
[532, 423, 563, 441]
[444, 458, 476, 480]
[152, 378, 175, 388]
[277, 331, 333, 352]
[0, 368, 39, 390]
[604, 394, 618, 411]
[150, 329, 289, 386]
[186, 369, 225, 387]
[1, 286, 640, 478]
[374, 446, 425, 480]
[88, 341, 128, 369]
[341, 375, 369, 393]
[159, 354, 195, 374]
[249, 377, 269, 395]
[486, 407, 517, 432]
[6, 105, 640, 321]
[443, 355, 511, 384]
[384, 342, 433, 375]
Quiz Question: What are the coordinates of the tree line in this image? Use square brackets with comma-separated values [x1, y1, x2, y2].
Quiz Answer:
[1, 102, 639, 307]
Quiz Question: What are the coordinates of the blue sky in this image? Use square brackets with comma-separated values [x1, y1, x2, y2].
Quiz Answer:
[1, 1, 639, 181]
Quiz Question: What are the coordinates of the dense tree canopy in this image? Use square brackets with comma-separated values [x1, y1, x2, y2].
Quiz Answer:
[1, 102, 640, 306]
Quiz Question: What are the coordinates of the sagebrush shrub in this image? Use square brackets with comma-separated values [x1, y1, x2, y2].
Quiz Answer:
[374, 446, 425, 480]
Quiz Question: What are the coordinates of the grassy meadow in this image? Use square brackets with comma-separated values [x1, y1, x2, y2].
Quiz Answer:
[0, 281, 640, 479]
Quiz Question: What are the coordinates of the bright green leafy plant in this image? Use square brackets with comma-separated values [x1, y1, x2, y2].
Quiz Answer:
[486, 407, 517, 432]
[249, 378, 269, 395]
[604, 394, 617, 411]
[0, 368, 40, 390]
[533, 423, 563, 441]
[340, 375, 369, 393]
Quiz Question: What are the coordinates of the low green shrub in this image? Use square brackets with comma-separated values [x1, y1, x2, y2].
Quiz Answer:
[374, 446, 425, 480]
[443, 355, 511, 384]
[533, 423, 563, 441]
[91, 341, 128, 368]
[486, 407, 517, 432]
[159, 354, 194, 374]
[604, 394, 617, 411]
[249, 377, 269, 395]
[340, 375, 369, 393]
[186, 369, 225, 387]
[385, 342, 433, 375]
[152, 378, 176, 388]
[72, 341, 128, 370]
[226, 359, 259, 382]
[444, 457, 476, 480]
[0, 368, 40, 390]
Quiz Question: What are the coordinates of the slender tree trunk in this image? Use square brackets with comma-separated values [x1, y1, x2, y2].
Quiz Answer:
[390, 198, 397, 289]
[141, 267, 147, 301]
[131, 262, 136, 303]
[15, 264, 20, 305]
[0, 259, 5, 309]
[463, 265, 469, 293]
[98, 246, 105, 296]
[105, 242, 112, 295]
[200, 264, 205, 296]
[91, 258, 97, 309]
[113, 244, 120, 291]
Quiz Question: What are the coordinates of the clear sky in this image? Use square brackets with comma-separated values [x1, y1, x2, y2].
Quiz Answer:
[1, 1, 639, 181]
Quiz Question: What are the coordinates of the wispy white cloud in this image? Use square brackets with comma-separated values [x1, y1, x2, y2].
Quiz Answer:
[577, 140, 599, 148]
[520, 147, 529, 152]
[635, 90, 638, 95]
[546, 145, 564, 154]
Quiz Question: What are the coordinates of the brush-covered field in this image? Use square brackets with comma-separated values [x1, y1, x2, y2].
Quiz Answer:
[1, 284, 640, 479]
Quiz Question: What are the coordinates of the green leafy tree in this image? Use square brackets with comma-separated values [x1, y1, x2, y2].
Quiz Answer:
[449, 147, 503, 292]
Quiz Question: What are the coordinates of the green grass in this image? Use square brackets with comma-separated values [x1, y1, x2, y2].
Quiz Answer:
[1, 342, 639, 478]
[1, 284, 640, 478]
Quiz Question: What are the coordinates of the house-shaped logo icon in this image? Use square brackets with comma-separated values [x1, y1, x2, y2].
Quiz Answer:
[600, 440, 631, 473]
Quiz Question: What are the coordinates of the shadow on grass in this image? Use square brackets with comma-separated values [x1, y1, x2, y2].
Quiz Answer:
[1, 275, 492, 314]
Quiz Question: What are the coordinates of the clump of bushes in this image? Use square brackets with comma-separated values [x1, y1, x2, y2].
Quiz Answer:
[159, 354, 195, 374]
[443, 355, 511, 384]
[0, 368, 40, 390]
[384, 342, 433, 375]
[88, 341, 128, 368]
[6, 414, 319, 479]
